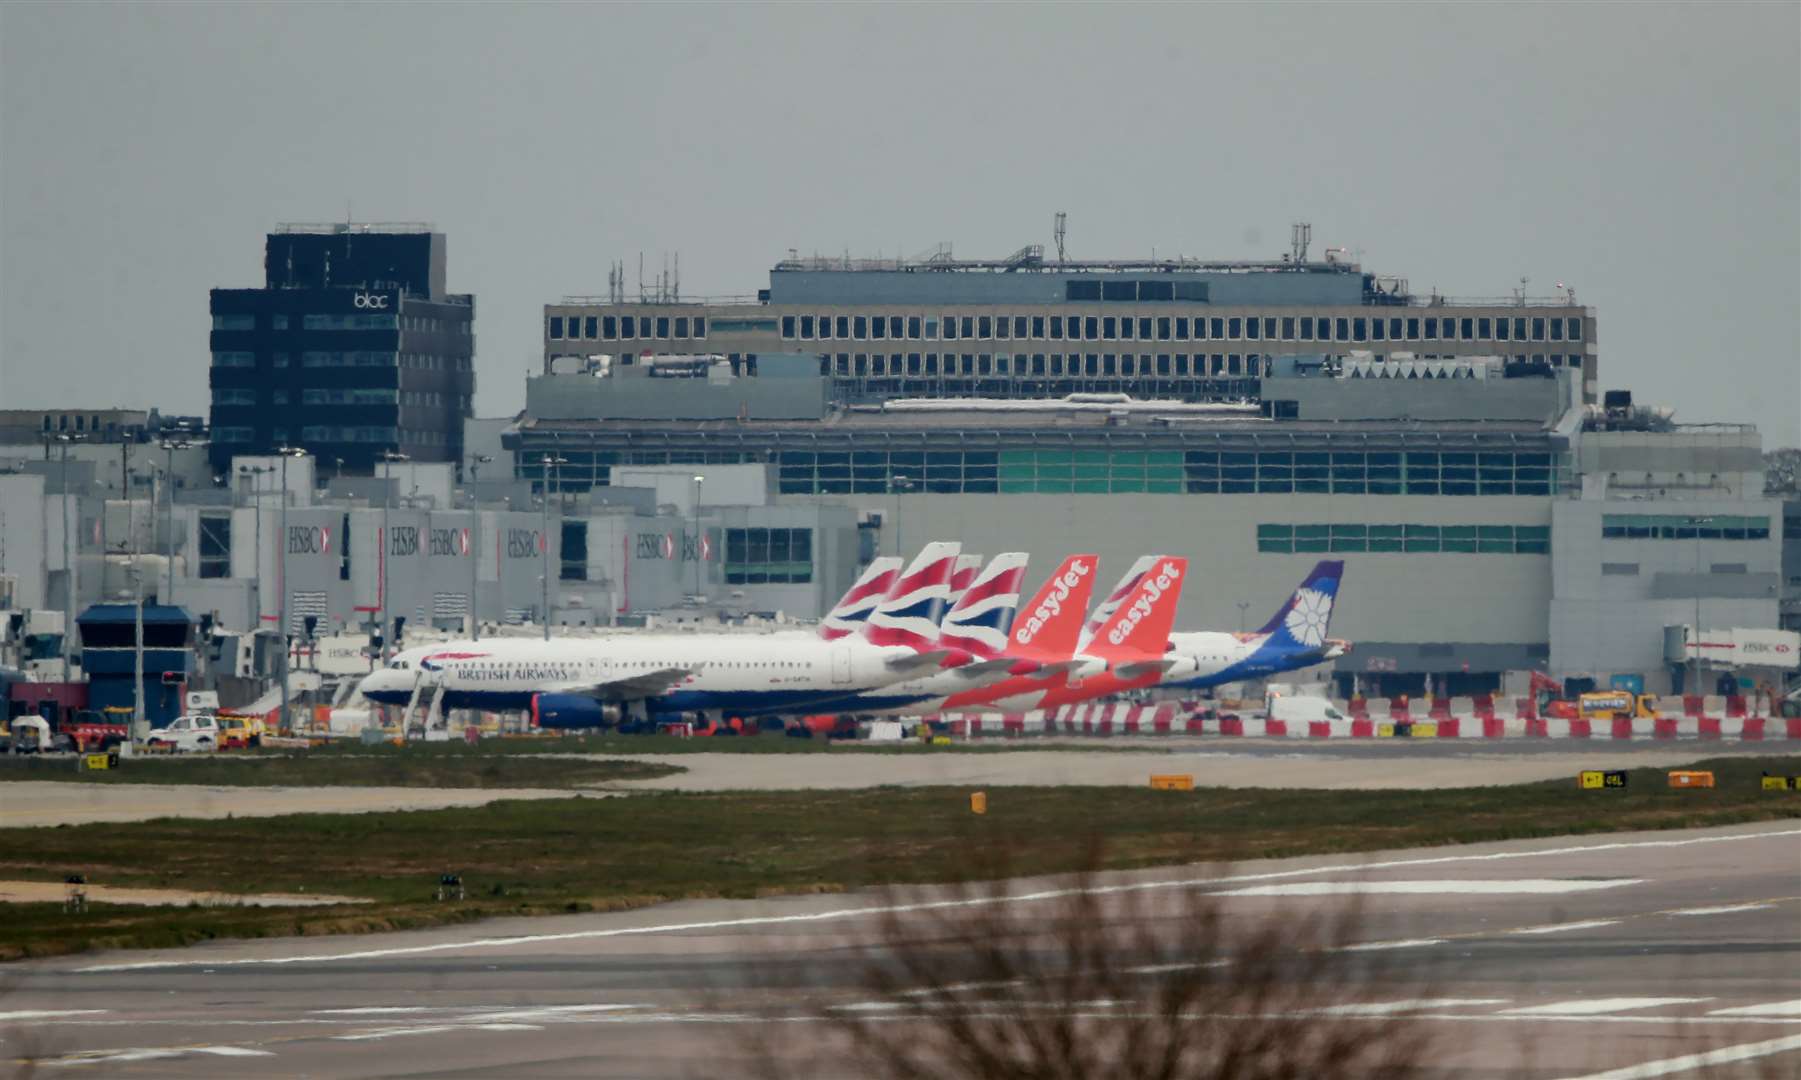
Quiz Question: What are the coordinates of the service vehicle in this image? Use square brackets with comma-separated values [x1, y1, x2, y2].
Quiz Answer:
[1263, 694, 1348, 727]
[215, 714, 266, 749]
[62, 707, 130, 752]
[144, 713, 221, 753]
[1543, 690, 1656, 722]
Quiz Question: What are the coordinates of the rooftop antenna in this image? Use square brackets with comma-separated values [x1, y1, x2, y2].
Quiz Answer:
[1515, 276, 1528, 306]
[1290, 222, 1311, 263]
[1053, 211, 1068, 264]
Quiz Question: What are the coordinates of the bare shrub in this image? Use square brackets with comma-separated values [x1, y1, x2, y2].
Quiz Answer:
[734, 842, 1436, 1079]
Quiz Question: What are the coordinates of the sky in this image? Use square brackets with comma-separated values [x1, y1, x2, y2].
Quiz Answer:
[2, 2, 1796, 447]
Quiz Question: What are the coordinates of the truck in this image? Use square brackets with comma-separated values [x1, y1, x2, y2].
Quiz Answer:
[1543, 690, 1657, 722]
[61, 707, 131, 752]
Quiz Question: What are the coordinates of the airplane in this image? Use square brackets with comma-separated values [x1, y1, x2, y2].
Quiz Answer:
[816, 557, 901, 639]
[799, 552, 1041, 716]
[923, 553, 1105, 715]
[356, 543, 964, 727]
[1154, 560, 1348, 692]
[972, 555, 1195, 713]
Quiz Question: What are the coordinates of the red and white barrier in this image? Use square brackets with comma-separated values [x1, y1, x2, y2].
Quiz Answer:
[933, 699, 1799, 740]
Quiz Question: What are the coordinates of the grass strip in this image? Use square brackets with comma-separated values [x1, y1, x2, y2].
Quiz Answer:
[0, 754, 679, 789]
[0, 754, 1795, 961]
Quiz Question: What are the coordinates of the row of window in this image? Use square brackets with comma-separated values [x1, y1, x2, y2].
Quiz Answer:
[765, 448, 1560, 497]
[547, 310, 1585, 348]
[299, 426, 401, 443]
[214, 313, 465, 333]
[302, 313, 399, 331]
[724, 527, 814, 585]
[1257, 523, 1551, 555]
[548, 314, 707, 341]
[821, 351, 1585, 379]
[778, 312, 1583, 346]
[1601, 515, 1772, 540]
[214, 351, 469, 371]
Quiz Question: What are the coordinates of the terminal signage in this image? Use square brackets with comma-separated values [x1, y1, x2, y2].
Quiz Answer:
[389, 525, 419, 557]
[287, 524, 332, 555]
[636, 533, 677, 560]
[353, 292, 391, 310]
[506, 528, 544, 558]
[429, 527, 469, 557]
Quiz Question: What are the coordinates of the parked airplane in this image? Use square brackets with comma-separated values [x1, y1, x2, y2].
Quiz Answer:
[356, 543, 963, 726]
[1155, 560, 1348, 692]
[802, 552, 1041, 715]
[927, 554, 1105, 714]
[974, 555, 1195, 713]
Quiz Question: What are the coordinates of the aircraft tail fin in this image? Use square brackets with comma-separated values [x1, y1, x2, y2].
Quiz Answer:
[1254, 560, 1345, 651]
[1088, 556, 1188, 659]
[1005, 554, 1099, 661]
[937, 553, 1029, 659]
[818, 557, 902, 640]
[1077, 555, 1158, 650]
[863, 542, 961, 652]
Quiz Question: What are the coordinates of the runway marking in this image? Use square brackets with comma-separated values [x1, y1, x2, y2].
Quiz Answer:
[1340, 938, 1448, 951]
[1215, 879, 1641, 897]
[1319, 998, 1510, 1015]
[1707, 1000, 1801, 1018]
[312, 1006, 440, 1015]
[1506, 919, 1622, 935]
[1666, 902, 1772, 916]
[191, 1046, 277, 1056]
[71, 825, 1801, 974]
[39, 1044, 275, 1068]
[333, 1023, 544, 1041]
[1555, 1032, 1801, 1079]
[1499, 997, 1710, 1017]
[0, 1010, 109, 1021]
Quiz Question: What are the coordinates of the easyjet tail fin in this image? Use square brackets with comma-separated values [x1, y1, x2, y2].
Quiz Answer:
[818, 557, 901, 640]
[1087, 556, 1188, 659]
[1076, 555, 1157, 650]
[1004, 554, 1098, 661]
[863, 541, 961, 652]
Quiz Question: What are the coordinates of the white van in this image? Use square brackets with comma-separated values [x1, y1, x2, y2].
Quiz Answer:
[1264, 695, 1346, 727]
[145, 714, 220, 753]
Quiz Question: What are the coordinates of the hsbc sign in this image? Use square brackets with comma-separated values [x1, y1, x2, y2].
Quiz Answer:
[287, 524, 333, 555]
[353, 292, 391, 310]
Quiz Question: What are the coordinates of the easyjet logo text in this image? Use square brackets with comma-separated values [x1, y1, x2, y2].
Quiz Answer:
[1106, 562, 1183, 647]
[1012, 559, 1091, 645]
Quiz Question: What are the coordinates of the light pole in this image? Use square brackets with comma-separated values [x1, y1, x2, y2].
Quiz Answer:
[539, 453, 566, 640]
[1685, 514, 1713, 694]
[692, 475, 705, 600]
[1237, 601, 1251, 634]
[158, 439, 191, 606]
[48, 432, 84, 682]
[131, 561, 145, 743]
[466, 454, 491, 639]
[276, 447, 308, 735]
[379, 450, 409, 662]
[891, 474, 914, 559]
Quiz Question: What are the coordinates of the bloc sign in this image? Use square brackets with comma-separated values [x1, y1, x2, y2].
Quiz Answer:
[1579, 770, 1628, 790]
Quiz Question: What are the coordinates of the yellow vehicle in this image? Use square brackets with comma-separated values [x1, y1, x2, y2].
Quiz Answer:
[1546, 691, 1657, 722]
[215, 713, 268, 749]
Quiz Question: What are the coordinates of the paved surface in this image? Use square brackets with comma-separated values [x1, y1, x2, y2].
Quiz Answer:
[5, 821, 1798, 1077]
[0, 782, 573, 828]
[0, 881, 368, 907]
[611, 740, 1799, 792]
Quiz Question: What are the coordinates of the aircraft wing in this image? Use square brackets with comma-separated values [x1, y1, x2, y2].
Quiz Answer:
[550, 667, 693, 701]
[1023, 658, 1085, 681]
[950, 657, 1017, 681]
[1112, 658, 1180, 681]
[886, 648, 951, 673]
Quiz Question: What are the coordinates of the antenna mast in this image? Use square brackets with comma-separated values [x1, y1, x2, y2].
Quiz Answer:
[1053, 211, 1067, 264]
[1290, 222, 1312, 263]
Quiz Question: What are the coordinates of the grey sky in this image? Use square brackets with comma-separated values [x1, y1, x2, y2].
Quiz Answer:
[3, 2, 1796, 446]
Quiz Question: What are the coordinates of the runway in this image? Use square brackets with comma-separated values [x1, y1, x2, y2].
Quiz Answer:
[6, 820, 1798, 1077]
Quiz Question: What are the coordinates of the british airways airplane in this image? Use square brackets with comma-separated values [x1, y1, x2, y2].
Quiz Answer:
[1156, 560, 1348, 691]
[355, 543, 964, 726]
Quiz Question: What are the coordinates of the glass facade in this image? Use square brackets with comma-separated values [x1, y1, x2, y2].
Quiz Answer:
[724, 527, 813, 584]
[1601, 515, 1771, 540]
[1257, 523, 1550, 554]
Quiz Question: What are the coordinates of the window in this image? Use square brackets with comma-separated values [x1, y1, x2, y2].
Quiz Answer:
[1532, 317, 1546, 340]
[211, 351, 256, 368]
[1101, 280, 1136, 302]
[602, 316, 617, 339]
[1280, 317, 1295, 340]
[799, 315, 815, 339]
[694, 316, 707, 339]
[977, 316, 991, 339]
[212, 314, 255, 330]
[1459, 317, 1473, 340]
[1299, 317, 1313, 340]
[1210, 318, 1224, 339]
[1102, 317, 1117, 340]
[1013, 316, 1027, 338]
[1567, 317, 1582, 341]
[560, 521, 587, 581]
[1175, 317, 1190, 340]
[620, 315, 637, 338]
[1049, 316, 1063, 340]
[961, 317, 975, 339]
[1244, 318, 1259, 340]
[548, 317, 564, 339]
[908, 315, 922, 339]
[1066, 281, 1101, 301]
[1085, 316, 1099, 339]
[1353, 317, 1367, 342]
[214, 388, 256, 405]
[1031, 316, 1045, 338]
[1424, 318, 1438, 340]
[725, 526, 813, 584]
[674, 316, 690, 338]
[1228, 317, 1241, 339]
[1138, 317, 1153, 339]
[780, 315, 796, 339]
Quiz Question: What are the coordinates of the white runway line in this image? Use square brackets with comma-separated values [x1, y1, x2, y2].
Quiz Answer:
[1215, 879, 1640, 897]
[1666, 902, 1773, 916]
[1507, 919, 1622, 935]
[1319, 998, 1510, 1016]
[1556, 1032, 1801, 1079]
[1706, 999, 1801, 1018]
[1340, 938, 1448, 952]
[71, 825, 1801, 974]
[0, 1010, 109, 1021]
[1500, 997, 1709, 1017]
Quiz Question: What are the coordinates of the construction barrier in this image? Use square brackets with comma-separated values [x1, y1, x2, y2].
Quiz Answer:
[969, 791, 987, 815]
[1149, 774, 1195, 791]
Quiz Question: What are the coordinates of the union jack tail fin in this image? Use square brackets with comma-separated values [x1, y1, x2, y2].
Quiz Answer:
[1088, 556, 1188, 659]
[947, 554, 984, 608]
[818, 557, 901, 640]
[1255, 560, 1344, 651]
[1076, 555, 1158, 650]
[937, 553, 1029, 659]
[1004, 554, 1099, 661]
[863, 542, 961, 652]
